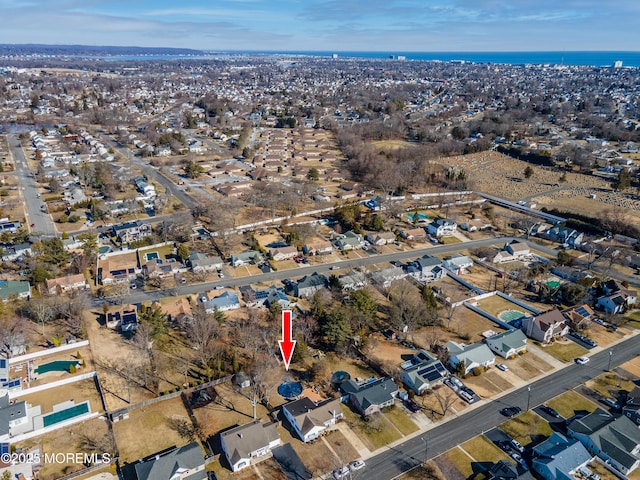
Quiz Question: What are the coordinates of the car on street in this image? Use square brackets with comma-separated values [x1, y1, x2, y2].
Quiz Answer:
[349, 460, 366, 471]
[333, 466, 350, 479]
[500, 406, 522, 418]
[496, 363, 509, 371]
[575, 357, 590, 365]
[540, 405, 561, 418]
[218, 272, 224, 278]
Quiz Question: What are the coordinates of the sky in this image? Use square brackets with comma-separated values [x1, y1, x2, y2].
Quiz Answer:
[0, 0, 639, 52]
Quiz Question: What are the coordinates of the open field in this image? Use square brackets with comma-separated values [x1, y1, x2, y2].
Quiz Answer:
[16, 377, 103, 414]
[504, 349, 554, 381]
[625, 311, 640, 329]
[324, 353, 379, 382]
[582, 322, 627, 347]
[112, 396, 195, 463]
[445, 306, 507, 344]
[500, 410, 553, 447]
[461, 435, 510, 467]
[384, 405, 419, 435]
[464, 369, 515, 397]
[545, 390, 599, 418]
[537, 339, 588, 362]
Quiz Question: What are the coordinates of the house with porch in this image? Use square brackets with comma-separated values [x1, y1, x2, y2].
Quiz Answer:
[44, 274, 89, 296]
[333, 231, 365, 251]
[445, 341, 496, 375]
[408, 254, 444, 282]
[426, 218, 457, 237]
[484, 329, 528, 359]
[231, 250, 262, 267]
[341, 378, 398, 416]
[303, 240, 333, 255]
[365, 231, 396, 246]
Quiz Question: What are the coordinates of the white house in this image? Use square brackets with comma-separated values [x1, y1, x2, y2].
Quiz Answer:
[282, 397, 343, 442]
[426, 218, 457, 237]
[484, 329, 528, 359]
[443, 254, 473, 274]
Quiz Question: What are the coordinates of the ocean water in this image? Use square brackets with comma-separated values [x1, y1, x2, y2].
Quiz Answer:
[96, 51, 640, 67]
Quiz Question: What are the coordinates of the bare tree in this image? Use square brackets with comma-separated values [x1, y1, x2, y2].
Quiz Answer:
[0, 315, 27, 358]
[432, 385, 457, 416]
[28, 298, 54, 336]
[186, 304, 221, 374]
[389, 280, 428, 340]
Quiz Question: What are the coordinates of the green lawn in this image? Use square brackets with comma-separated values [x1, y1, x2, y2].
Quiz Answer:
[546, 391, 598, 419]
[500, 410, 553, 446]
[384, 406, 419, 435]
[342, 406, 401, 450]
[539, 341, 588, 362]
[441, 237, 462, 245]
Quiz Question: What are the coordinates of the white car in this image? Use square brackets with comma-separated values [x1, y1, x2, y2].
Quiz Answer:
[349, 460, 365, 471]
[575, 357, 590, 365]
[333, 466, 350, 479]
[496, 364, 509, 371]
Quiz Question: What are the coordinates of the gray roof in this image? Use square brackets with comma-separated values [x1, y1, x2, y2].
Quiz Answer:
[342, 378, 397, 412]
[569, 408, 640, 470]
[221, 420, 280, 465]
[532, 432, 592, 478]
[205, 291, 239, 310]
[485, 329, 528, 354]
[414, 254, 441, 269]
[134, 442, 205, 480]
[0, 395, 27, 437]
[296, 272, 327, 291]
[282, 397, 343, 436]
[445, 341, 495, 365]
[0, 280, 31, 300]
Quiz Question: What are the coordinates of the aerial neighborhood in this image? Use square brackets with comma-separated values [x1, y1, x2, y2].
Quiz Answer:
[0, 45, 640, 480]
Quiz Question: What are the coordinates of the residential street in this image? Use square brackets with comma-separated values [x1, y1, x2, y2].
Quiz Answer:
[354, 333, 640, 480]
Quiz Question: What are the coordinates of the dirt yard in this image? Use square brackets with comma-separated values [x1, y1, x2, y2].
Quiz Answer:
[112, 396, 196, 463]
[16, 377, 103, 414]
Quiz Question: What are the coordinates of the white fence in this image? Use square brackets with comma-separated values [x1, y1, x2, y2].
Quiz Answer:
[8, 340, 90, 364]
[9, 371, 97, 399]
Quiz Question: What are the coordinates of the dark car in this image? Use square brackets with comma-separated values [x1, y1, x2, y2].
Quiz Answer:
[405, 400, 421, 413]
[500, 406, 522, 418]
[540, 405, 561, 418]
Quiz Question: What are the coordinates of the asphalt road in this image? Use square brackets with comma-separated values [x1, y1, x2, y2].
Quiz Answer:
[8, 134, 57, 236]
[100, 236, 518, 305]
[358, 334, 640, 480]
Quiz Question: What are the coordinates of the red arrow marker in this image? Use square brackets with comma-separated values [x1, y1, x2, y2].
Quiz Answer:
[279, 310, 296, 371]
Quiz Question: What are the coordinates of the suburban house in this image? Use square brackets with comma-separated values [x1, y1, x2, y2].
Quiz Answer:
[365, 231, 396, 246]
[444, 341, 496, 375]
[134, 177, 156, 197]
[492, 240, 531, 263]
[485, 460, 522, 480]
[96, 251, 139, 285]
[623, 386, 640, 426]
[400, 227, 428, 241]
[220, 419, 281, 472]
[204, 291, 241, 313]
[106, 304, 138, 332]
[597, 280, 637, 314]
[532, 432, 593, 480]
[188, 252, 223, 273]
[294, 272, 327, 298]
[550, 265, 593, 283]
[1, 242, 32, 262]
[241, 286, 290, 309]
[341, 378, 398, 416]
[370, 266, 407, 288]
[401, 350, 449, 395]
[460, 218, 493, 232]
[144, 258, 179, 279]
[333, 231, 365, 251]
[268, 246, 298, 261]
[133, 442, 206, 480]
[339, 270, 368, 290]
[112, 220, 152, 243]
[426, 218, 457, 237]
[230, 250, 262, 267]
[0, 394, 30, 442]
[562, 304, 596, 330]
[44, 274, 89, 296]
[281, 397, 344, 442]
[303, 240, 333, 255]
[540, 225, 584, 248]
[0, 280, 31, 301]
[484, 329, 528, 359]
[567, 408, 640, 475]
[408, 254, 444, 282]
[442, 254, 473, 274]
[521, 309, 569, 344]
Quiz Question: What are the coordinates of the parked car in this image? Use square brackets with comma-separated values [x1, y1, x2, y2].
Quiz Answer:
[510, 439, 524, 453]
[405, 400, 421, 413]
[500, 406, 522, 418]
[496, 363, 509, 371]
[129, 283, 137, 290]
[575, 357, 590, 365]
[333, 466, 350, 479]
[349, 460, 366, 471]
[603, 398, 621, 410]
[540, 405, 561, 418]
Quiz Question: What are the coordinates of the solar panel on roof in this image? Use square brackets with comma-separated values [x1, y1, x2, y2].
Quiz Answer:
[576, 306, 589, 317]
[8, 379, 20, 388]
[0, 359, 6, 368]
[0, 443, 9, 455]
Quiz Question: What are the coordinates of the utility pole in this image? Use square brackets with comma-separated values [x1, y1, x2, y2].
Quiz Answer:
[607, 350, 613, 372]
[526, 385, 532, 411]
